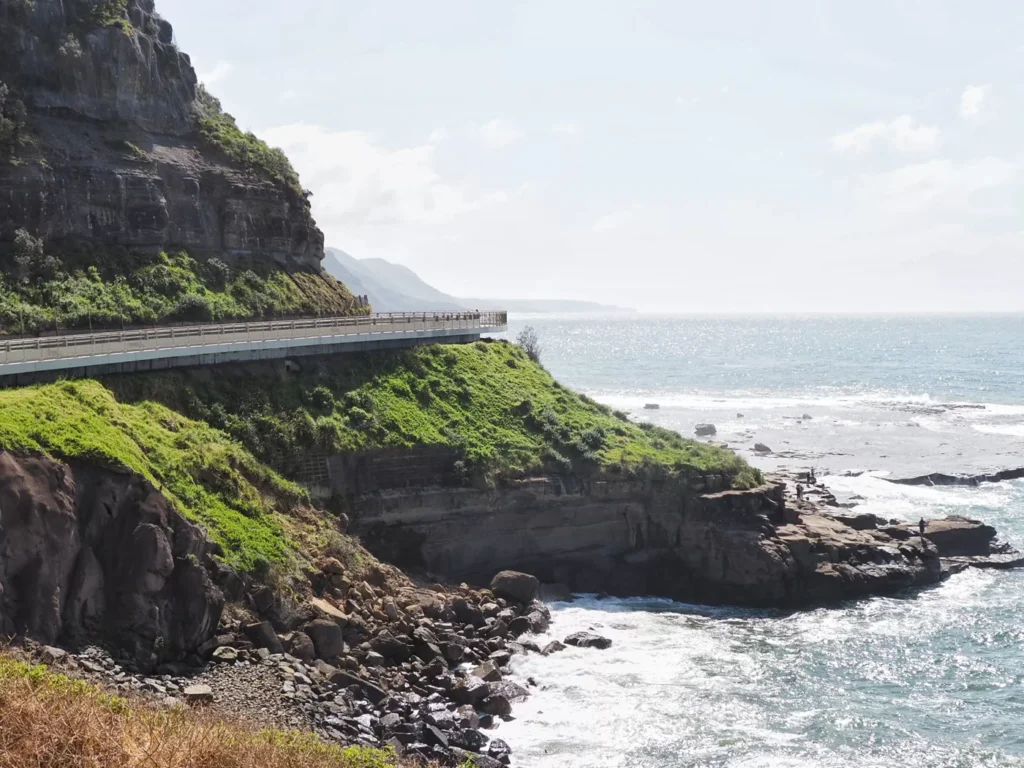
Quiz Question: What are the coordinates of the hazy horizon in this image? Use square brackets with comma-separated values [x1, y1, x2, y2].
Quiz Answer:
[160, 0, 1024, 313]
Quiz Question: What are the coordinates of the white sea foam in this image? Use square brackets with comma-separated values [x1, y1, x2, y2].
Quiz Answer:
[590, 389, 1020, 417]
[973, 423, 1024, 437]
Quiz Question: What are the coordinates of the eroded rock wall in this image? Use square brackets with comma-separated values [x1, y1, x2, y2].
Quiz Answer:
[0, 452, 223, 667]
[352, 476, 945, 607]
[0, 0, 323, 268]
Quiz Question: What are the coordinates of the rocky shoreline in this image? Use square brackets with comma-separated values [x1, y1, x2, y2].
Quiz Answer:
[777, 468, 1023, 585]
[10, 567, 610, 768]
[6, 467, 1022, 766]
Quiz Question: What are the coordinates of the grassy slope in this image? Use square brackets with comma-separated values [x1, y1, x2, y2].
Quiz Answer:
[0, 380, 313, 574]
[112, 340, 762, 489]
[0, 655, 402, 768]
[0, 248, 365, 336]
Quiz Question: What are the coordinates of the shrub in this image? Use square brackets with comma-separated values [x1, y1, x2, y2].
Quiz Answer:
[0, 82, 28, 155]
[90, 0, 132, 33]
[57, 33, 83, 59]
[516, 325, 542, 364]
[309, 385, 334, 412]
[197, 85, 303, 194]
[12, 229, 62, 283]
[580, 426, 606, 451]
[167, 293, 213, 322]
[204, 257, 232, 289]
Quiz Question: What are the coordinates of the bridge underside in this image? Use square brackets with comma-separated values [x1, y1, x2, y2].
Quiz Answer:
[0, 328, 494, 387]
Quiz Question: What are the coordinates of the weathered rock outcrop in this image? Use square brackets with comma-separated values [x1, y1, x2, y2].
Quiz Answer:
[352, 474, 968, 607]
[0, 452, 223, 668]
[0, 0, 322, 268]
[889, 468, 1024, 487]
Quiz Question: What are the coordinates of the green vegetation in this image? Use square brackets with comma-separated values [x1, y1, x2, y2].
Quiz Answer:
[113, 340, 762, 489]
[0, 81, 29, 159]
[0, 380, 306, 573]
[0, 236, 364, 335]
[197, 85, 304, 195]
[119, 139, 149, 163]
[89, 0, 132, 34]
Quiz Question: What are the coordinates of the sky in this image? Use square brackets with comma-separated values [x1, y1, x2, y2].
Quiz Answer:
[158, 0, 1024, 312]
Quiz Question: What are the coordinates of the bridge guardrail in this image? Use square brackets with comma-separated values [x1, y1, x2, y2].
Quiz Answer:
[0, 311, 508, 366]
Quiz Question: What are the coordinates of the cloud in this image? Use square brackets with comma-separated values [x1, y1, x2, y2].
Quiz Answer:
[196, 60, 233, 86]
[831, 115, 940, 154]
[959, 84, 991, 120]
[475, 119, 524, 149]
[258, 122, 514, 239]
[851, 157, 1015, 214]
[552, 121, 579, 136]
[593, 206, 640, 232]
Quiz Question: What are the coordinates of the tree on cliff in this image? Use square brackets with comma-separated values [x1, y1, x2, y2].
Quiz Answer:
[516, 326, 542, 364]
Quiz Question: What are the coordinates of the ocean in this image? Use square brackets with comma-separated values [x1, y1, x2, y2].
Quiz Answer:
[491, 314, 1024, 768]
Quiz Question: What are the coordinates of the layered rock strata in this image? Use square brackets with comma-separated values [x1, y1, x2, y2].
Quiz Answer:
[0, 0, 322, 268]
[352, 473, 1018, 607]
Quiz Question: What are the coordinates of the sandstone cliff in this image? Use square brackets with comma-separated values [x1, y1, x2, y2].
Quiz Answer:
[351, 473, 1013, 607]
[0, 0, 322, 270]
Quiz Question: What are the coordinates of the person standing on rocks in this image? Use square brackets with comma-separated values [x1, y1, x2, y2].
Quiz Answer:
[919, 518, 927, 539]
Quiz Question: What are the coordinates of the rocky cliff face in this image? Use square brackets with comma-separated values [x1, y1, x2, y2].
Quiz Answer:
[0, 452, 223, 669]
[0, 0, 323, 269]
[351, 475, 996, 607]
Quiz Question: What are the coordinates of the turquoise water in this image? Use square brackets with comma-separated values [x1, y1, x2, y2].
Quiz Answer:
[490, 314, 1024, 767]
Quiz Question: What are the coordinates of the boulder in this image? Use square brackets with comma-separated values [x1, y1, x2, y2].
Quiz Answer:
[472, 661, 502, 682]
[753, 443, 772, 454]
[916, 516, 1001, 556]
[423, 724, 449, 749]
[694, 423, 717, 436]
[564, 631, 612, 650]
[371, 630, 413, 662]
[40, 646, 67, 664]
[327, 669, 388, 704]
[304, 620, 345, 660]
[480, 695, 511, 717]
[486, 619, 509, 639]
[489, 571, 539, 604]
[452, 598, 486, 627]
[507, 616, 531, 638]
[488, 738, 513, 765]
[526, 610, 550, 633]
[210, 646, 238, 663]
[309, 597, 348, 625]
[542, 640, 566, 656]
[242, 621, 284, 654]
[488, 650, 512, 667]
[183, 684, 213, 705]
[488, 680, 530, 701]
[451, 677, 490, 705]
[288, 632, 316, 662]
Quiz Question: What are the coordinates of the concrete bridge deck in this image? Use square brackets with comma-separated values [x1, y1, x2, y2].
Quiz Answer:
[0, 310, 508, 384]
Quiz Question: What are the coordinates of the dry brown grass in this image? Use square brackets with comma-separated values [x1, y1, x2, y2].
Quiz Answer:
[0, 656, 407, 768]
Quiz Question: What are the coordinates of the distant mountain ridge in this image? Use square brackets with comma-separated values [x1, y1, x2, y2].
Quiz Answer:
[324, 248, 633, 314]
[323, 249, 463, 312]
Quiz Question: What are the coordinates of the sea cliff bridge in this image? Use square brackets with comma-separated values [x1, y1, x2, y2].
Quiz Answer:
[0, 310, 508, 385]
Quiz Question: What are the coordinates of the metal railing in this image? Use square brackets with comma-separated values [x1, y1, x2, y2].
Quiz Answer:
[0, 311, 508, 367]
